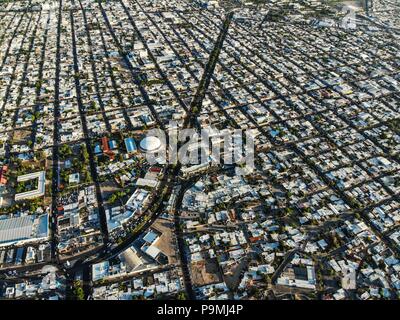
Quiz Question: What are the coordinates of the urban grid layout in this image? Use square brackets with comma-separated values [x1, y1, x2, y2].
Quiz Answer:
[0, 0, 399, 301]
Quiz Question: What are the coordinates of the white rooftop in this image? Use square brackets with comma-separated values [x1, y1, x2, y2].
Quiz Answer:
[139, 136, 162, 152]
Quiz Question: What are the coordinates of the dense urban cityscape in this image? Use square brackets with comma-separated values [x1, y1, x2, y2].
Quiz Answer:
[0, 0, 399, 301]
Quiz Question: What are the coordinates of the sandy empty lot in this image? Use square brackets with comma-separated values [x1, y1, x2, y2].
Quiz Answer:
[190, 258, 222, 287]
[152, 218, 177, 264]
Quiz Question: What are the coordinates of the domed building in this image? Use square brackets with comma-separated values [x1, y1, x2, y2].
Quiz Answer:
[139, 136, 162, 153]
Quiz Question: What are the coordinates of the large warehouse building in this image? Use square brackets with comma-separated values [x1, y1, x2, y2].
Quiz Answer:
[0, 214, 49, 246]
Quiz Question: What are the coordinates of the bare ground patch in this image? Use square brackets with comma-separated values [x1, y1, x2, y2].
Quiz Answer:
[190, 258, 223, 287]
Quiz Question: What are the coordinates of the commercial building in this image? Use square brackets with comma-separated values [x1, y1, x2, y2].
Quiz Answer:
[0, 214, 49, 246]
[124, 137, 137, 153]
[15, 171, 46, 201]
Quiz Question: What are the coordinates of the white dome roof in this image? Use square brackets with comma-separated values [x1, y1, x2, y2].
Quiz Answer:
[140, 136, 162, 152]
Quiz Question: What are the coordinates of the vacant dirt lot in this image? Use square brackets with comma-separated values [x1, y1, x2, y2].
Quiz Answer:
[190, 258, 222, 287]
[152, 218, 177, 264]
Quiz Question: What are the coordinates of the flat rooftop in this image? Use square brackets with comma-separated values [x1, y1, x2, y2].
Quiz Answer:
[0, 213, 49, 246]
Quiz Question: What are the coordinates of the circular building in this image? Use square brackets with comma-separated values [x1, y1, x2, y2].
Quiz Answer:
[139, 136, 162, 153]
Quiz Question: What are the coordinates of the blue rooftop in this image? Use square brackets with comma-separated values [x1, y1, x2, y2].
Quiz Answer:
[109, 140, 117, 150]
[124, 137, 137, 153]
[143, 230, 158, 244]
[270, 130, 279, 138]
[37, 214, 49, 238]
[94, 144, 102, 154]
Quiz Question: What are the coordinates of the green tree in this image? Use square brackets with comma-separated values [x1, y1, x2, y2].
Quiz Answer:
[73, 281, 85, 300]
[177, 292, 187, 300]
